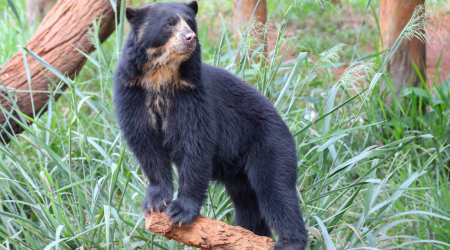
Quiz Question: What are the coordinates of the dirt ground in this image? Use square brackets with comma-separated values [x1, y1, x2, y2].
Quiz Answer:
[265, 10, 450, 87]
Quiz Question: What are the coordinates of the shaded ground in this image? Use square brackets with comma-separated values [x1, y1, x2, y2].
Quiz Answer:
[266, 3, 378, 78]
[265, 6, 450, 87]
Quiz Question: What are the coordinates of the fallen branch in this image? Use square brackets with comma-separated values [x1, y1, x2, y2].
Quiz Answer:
[0, 0, 120, 143]
[146, 212, 275, 250]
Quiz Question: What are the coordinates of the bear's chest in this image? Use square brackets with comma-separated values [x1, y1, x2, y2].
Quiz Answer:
[138, 61, 193, 91]
[145, 91, 172, 133]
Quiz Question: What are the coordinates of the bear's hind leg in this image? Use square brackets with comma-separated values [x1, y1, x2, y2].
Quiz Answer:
[246, 154, 308, 250]
[224, 176, 271, 237]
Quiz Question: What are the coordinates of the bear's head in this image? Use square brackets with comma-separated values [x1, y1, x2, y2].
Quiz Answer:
[126, 1, 199, 67]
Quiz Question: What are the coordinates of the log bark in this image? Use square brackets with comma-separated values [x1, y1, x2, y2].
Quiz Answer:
[379, 0, 426, 108]
[25, 0, 55, 25]
[0, 0, 119, 143]
[233, 0, 267, 50]
[426, 0, 450, 83]
[233, 0, 267, 26]
[146, 212, 275, 250]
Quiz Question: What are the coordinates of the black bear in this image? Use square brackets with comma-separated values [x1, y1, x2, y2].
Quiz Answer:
[113, 1, 308, 249]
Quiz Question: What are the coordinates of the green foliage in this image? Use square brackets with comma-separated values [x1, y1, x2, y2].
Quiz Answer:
[0, 0, 449, 249]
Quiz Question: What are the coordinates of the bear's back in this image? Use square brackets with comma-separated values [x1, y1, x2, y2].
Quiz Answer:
[200, 63, 295, 171]
[201, 62, 277, 120]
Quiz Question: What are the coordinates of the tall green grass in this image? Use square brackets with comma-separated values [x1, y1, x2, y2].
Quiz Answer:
[0, 0, 449, 249]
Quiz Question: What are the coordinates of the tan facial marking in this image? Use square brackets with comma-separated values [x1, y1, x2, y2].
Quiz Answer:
[131, 15, 195, 91]
[137, 22, 149, 41]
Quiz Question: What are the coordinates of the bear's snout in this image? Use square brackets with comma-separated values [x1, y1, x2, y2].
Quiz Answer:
[183, 32, 196, 43]
[176, 29, 196, 54]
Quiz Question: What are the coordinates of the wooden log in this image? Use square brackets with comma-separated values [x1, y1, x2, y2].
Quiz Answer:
[25, 0, 55, 25]
[233, 0, 267, 27]
[146, 212, 275, 250]
[379, 0, 426, 107]
[426, 0, 450, 83]
[0, 0, 119, 143]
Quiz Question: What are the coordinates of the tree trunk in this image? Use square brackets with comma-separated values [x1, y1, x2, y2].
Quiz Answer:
[0, 0, 119, 143]
[233, 0, 267, 50]
[379, 0, 426, 108]
[426, 0, 450, 83]
[25, 0, 55, 25]
[146, 212, 275, 250]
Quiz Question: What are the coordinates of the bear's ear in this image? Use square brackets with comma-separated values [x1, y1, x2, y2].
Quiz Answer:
[186, 1, 198, 15]
[125, 7, 139, 22]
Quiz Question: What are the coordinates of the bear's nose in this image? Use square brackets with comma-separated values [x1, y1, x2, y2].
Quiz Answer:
[184, 32, 196, 42]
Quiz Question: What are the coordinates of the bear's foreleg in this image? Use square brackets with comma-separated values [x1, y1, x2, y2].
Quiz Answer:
[114, 84, 175, 215]
[165, 96, 215, 227]
[127, 135, 174, 214]
[139, 155, 174, 214]
[166, 152, 213, 227]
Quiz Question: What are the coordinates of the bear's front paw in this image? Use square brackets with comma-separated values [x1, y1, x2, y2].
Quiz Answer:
[141, 185, 173, 214]
[166, 198, 200, 227]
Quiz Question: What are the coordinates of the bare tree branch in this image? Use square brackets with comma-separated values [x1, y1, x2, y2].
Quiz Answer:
[146, 212, 275, 250]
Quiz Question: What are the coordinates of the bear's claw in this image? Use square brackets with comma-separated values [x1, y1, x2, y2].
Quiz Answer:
[166, 199, 199, 227]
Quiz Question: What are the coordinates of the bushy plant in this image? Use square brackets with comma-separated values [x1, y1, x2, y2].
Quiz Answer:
[0, 0, 449, 249]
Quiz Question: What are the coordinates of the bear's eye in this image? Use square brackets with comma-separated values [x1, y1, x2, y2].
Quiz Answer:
[166, 19, 174, 28]
[187, 19, 193, 25]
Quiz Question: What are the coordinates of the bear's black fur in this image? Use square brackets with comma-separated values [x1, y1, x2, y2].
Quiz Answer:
[113, 1, 308, 249]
